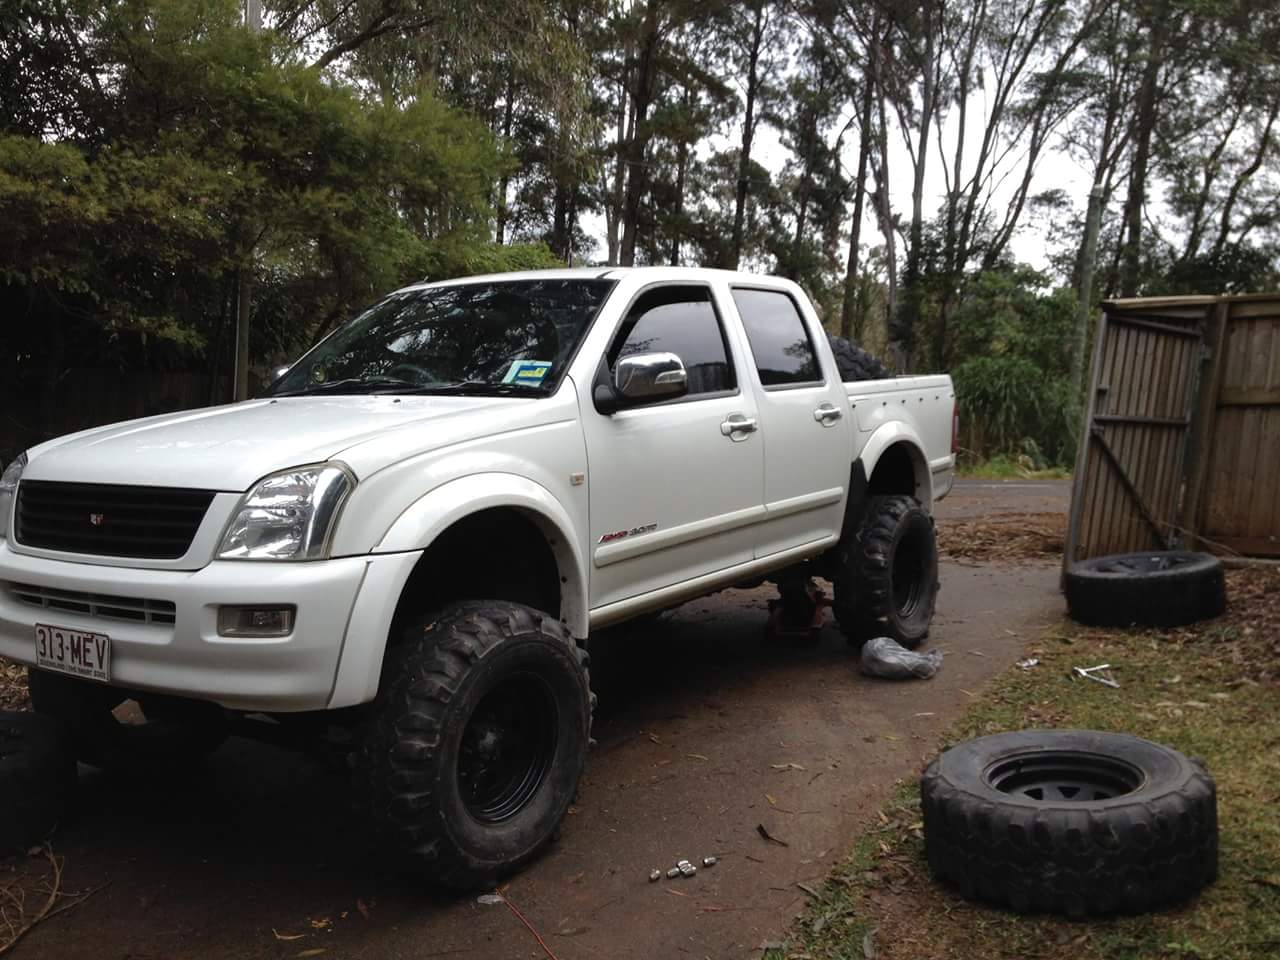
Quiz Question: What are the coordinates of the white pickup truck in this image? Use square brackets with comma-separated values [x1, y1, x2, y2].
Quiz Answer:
[0, 267, 954, 886]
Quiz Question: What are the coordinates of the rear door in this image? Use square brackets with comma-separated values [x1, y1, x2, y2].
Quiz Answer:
[729, 286, 851, 558]
[581, 283, 766, 611]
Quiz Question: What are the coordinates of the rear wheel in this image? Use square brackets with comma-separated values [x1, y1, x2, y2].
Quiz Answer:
[355, 600, 592, 890]
[832, 495, 938, 648]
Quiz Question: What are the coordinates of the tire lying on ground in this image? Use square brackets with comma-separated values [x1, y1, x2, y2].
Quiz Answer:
[827, 335, 892, 382]
[921, 730, 1218, 917]
[1064, 551, 1226, 628]
[0, 710, 77, 853]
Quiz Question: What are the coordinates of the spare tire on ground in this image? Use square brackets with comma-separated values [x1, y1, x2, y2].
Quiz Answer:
[921, 729, 1217, 917]
[1065, 550, 1226, 627]
[827, 335, 891, 382]
[0, 710, 77, 853]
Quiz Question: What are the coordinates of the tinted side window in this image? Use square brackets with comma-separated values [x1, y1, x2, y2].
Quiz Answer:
[732, 288, 822, 387]
[610, 287, 735, 396]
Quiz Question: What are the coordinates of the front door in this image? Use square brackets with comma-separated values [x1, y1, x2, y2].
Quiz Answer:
[580, 283, 765, 611]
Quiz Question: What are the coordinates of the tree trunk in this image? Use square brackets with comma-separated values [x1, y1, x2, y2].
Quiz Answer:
[1072, 185, 1105, 396]
[730, 2, 764, 269]
[1119, 14, 1165, 297]
[234, 268, 251, 402]
[495, 68, 516, 245]
[840, 29, 877, 341]
[890, 0, 937, 369]
[670, 90, 691, 266]
[619, 2, 662, 267]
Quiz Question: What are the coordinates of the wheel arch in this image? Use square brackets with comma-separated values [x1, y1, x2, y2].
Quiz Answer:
[375, 473, 589, 638]
[858, 424, 933, 506]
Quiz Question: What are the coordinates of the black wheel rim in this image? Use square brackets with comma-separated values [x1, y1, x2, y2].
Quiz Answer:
[892, 532, 927, 618]
[986, 750, 1145, 802]
[457, 672, 559, 824]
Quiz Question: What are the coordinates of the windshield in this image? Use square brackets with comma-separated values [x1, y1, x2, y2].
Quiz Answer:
[269, 278, 617, 397]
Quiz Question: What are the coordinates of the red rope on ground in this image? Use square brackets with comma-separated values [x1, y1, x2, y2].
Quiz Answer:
[499, 892, 561, 960]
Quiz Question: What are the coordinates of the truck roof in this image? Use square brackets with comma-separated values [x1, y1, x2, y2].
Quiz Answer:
[401, 265, 795, 293]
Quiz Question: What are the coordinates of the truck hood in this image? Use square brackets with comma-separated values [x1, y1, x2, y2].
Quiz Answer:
[24, 395, 533, 491]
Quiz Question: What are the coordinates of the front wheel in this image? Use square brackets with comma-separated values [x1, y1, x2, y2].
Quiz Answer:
[356, 601, 592, 890]
[832, 494, 939, 648]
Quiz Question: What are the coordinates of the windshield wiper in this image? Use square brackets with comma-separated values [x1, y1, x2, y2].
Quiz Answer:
[390, 380, 542, 396]
[272, 376, 422, 397]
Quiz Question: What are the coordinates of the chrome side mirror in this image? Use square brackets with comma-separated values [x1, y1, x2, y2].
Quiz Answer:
[614, 352, 688, 402]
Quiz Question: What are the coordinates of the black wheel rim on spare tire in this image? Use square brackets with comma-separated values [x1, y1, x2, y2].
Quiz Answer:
[457, 672, 559, 824]
[986, 750, 1145, 802]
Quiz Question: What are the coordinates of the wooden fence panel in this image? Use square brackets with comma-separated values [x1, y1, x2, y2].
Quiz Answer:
[1196, 300, 1280, 556]
[1065, 306, 1207, 564]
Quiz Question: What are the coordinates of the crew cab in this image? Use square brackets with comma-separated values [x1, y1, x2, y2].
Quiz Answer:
[0, 267, 954, 887]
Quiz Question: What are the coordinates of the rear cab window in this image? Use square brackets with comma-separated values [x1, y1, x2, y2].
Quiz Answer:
[730, 287, 823, 389]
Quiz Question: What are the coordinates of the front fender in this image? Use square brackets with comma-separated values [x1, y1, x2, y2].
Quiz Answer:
[859, 422, 933, 505]
[374, 473, 589, 638]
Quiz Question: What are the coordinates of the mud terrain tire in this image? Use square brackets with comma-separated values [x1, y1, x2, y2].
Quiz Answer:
[832, 494, 938, 648]
[357, 601, 592, 890]
[0, 710, 76, 852]
[1065, 551, 1226, 627]
[827, 335, 891, 382]
[27, 670, 227, 770]
[921, 730, 1218, 916]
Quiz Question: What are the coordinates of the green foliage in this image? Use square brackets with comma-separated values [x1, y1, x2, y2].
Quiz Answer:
[0, 0, 539, 447]
[946, 266, 1080, 466]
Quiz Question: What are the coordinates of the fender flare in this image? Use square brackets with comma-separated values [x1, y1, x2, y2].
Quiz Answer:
[374, 472, 589, 637]
[858, 422, 933, 505]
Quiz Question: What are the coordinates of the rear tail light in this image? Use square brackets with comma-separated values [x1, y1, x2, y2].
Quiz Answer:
[951, 399, 959, 455]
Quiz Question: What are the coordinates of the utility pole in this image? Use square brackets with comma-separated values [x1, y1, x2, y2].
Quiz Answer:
[235, 0, 262, 402]
[1071, 185, 1105, 397]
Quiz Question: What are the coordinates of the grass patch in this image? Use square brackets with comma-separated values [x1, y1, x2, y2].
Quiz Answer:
[769, 567, 1280, 960]
[958, 455, 1071, 481]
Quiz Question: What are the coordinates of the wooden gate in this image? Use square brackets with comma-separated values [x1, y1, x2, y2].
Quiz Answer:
[1066, 293, 1280, 565]
[1065, 298, 1211, 564]
[1190, 298, 1280, 556]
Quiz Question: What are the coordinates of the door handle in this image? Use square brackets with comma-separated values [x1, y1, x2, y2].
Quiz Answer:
[720, 413, 758, 440]
[813, 403, 843, 425]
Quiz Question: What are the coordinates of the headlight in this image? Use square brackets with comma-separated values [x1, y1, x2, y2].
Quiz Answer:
[218, 463, 354, 560]
[0, 451, 27, 540]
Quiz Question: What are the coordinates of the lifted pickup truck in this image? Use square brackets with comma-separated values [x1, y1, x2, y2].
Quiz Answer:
[0, 267, 954, 887]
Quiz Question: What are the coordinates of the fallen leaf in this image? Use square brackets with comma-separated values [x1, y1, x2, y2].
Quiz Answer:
[273, 930, 305, 942]
[648, 733, 662, 744]
[296, 951, 327, 959]
[796, 882, 821, 897]
[666, 888, 688, 897]
[686, 753, 709, 761]
[771, 762, 805, 772]
[766, 793, 778, 806]
[862, 928, 877, 959]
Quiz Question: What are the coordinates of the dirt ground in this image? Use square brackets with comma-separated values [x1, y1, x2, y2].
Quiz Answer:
[11, 480, 1071, 960]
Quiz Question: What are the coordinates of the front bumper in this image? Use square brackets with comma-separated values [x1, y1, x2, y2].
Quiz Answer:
[0, 541, 421, 712]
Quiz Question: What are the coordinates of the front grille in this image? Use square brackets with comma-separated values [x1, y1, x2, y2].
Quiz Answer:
[7, 581, 176, 625]
[15, 480, 215, 559]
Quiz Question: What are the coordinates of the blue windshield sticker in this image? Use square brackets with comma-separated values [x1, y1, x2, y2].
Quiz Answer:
[502, 360, 553, 386]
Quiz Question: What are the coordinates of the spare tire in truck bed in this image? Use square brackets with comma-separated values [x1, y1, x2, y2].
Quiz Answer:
[827, 335, 891, 382]
[921, 730, 1218, 916]
[1064, 551, 1226, 628]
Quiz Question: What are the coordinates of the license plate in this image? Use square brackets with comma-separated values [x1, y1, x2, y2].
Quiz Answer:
[35, 623, 111, 683]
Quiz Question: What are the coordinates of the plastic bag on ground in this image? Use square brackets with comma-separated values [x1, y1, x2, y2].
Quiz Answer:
[860, 636, 943, 680]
